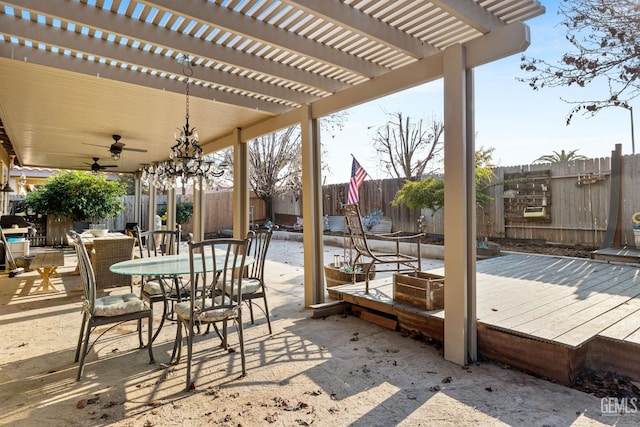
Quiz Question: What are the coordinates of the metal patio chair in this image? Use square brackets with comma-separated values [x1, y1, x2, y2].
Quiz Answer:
[343, 203, 423, 293]
[172, 236, 250, 391]
[133, 225, 188, 344]
[69, 231, 154, 381]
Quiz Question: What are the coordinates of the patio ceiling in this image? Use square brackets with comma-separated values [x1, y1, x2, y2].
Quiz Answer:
[0, 0, 544, 174]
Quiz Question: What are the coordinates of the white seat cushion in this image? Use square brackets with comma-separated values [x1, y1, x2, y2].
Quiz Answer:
[175, 296, 237, 322]
[143, 280, 164, 296]
[143, 277, 189, 296]
[216, 278, 261, 297]
[92, 293, 147, 316]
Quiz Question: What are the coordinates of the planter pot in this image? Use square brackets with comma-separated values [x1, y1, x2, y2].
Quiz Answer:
[476, 240, 501, 257]
[327, 216, 345, 233]
[324, 263, 376, 287]
[369, 217, 392, 233]
[393, 272, 445, 310]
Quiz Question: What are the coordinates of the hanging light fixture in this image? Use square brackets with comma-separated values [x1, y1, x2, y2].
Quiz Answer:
[0, 183, 14, 193]
[141, 54, 223, 192]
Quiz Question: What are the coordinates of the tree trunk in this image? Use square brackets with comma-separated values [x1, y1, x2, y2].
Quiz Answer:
[264, 197, 275, 222]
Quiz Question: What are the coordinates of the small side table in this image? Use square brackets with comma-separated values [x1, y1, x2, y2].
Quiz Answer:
[30, 250, 65, 294]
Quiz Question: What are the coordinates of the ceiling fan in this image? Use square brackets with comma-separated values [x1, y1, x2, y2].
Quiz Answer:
[86, 157, 117, 173]
[83, 134, 148, 160]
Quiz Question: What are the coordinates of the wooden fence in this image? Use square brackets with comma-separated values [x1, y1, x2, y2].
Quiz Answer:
[74, 152, 640, 248]
[111, 191, 266, 237]
[324, 153, 640, 247]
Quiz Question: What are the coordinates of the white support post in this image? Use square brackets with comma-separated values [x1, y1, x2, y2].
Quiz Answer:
[233, 128, 249, 240]
[443, 43, 477, 365]
[465, 68, 478, 361]
[148, 185, 157, 232]
[192, 176, 205, 241]
[133, 171, 142, 227]
[300, 104, 325, 306]
[166, 187, 176, 231]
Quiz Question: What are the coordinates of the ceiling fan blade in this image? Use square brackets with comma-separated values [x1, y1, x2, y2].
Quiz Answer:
[121, 147, 148, 153]
[82, 142, 109, 148]
[100, 165, 118, 168]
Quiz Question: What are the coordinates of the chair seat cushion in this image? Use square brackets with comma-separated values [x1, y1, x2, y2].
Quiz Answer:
[216, 278, 261, 296]
[143, 280, 164, 296]
[92, 293, 148, 316]
[143, 277, 189, 296]
[175, 296, 237, 322]
[240, 278, 262, 295]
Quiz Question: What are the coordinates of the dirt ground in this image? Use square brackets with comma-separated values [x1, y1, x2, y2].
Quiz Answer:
[1, 236, 639, 426]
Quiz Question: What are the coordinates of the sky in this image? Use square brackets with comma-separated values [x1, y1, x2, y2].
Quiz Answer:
[321, 1, 635, 185]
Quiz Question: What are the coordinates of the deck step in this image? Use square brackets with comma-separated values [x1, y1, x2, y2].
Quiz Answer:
[310, 300, 350, 318]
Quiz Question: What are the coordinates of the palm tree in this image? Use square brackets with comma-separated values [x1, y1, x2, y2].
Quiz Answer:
[533, 149, 588, 164]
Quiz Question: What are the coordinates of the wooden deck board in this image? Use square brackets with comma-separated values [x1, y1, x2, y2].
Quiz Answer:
[599, 305, 640, 343]
[556, 298, 640, 347]
[477, 262, 640, 333]
[511, 270, 640, 339]
[475, 258, 617, 311]
[329, 253, 640, 383]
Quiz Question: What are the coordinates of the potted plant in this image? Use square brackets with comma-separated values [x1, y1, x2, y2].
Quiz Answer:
[157, 201, 194, 230]
[362, 208, 384, 231]
[633, 212, 640, 248]
[24, 170, 126, 245]
[324, 260, 376, 288]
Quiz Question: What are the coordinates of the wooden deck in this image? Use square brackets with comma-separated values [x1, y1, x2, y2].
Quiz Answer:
[327, 253, 640, 385]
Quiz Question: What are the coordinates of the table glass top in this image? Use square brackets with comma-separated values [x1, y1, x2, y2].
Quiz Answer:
[110, 254, 252, 276]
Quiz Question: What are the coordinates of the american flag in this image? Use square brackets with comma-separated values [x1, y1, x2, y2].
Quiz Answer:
[348, 157, 368, 204]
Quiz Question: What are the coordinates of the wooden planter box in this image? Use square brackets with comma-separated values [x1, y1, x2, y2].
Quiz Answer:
[324, 263, 376, 287]
[393, 272, 444, 310]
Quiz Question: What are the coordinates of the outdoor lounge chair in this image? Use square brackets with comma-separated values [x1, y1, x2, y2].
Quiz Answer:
[343, 203, 423, 293]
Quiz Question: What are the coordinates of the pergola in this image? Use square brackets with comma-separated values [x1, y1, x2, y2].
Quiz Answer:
[0, 0, 545, 365]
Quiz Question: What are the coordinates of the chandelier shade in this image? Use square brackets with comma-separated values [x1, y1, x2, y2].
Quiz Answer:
[141, 54, 223, 191]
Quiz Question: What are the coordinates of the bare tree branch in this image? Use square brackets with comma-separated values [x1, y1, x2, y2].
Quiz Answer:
[373, 112, 443, 179]
[519, 0, 640, 123]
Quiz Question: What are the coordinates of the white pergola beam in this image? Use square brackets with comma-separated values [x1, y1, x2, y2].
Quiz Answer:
[312, 22, 529, 119]
[282, 0, 439, 58]
[200, 22, 531, 157]
[431, 0, 504, 33]
[0, 42, 286, 115]
[147, 0, 387, 79]
[0, 15, 316, 107]
[7, 0, 347, 94]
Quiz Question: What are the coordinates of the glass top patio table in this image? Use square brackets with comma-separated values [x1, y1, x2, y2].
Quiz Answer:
[110, 254, 253, 276]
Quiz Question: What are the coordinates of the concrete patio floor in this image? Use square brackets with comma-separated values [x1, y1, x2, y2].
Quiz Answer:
[0, 235, 636, 426]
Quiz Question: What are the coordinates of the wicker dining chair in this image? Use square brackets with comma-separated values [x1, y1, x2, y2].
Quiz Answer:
[90, 237, 135, 291]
